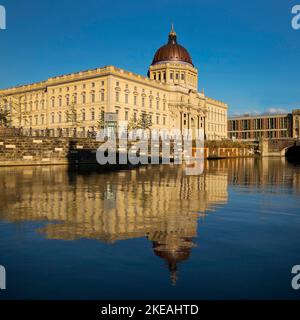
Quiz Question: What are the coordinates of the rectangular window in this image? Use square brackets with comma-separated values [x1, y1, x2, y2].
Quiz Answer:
[125, 94, 128, 104]
[125, 111, 129, 121]
[134, 96, 137, 106]
[156, 115, 159, 125]
[116, 92, 119, 102]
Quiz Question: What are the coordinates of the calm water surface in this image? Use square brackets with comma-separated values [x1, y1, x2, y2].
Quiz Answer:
[0, 158, 300, 299]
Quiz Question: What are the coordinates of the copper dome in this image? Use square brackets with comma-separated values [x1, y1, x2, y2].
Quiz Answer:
[151, 25, 193, 66]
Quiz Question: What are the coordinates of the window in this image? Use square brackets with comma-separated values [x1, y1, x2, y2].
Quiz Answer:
[41, 115, 44, 125]
[73, 94, 77, 104]
[163, 116, 166, 125]
[134, 112, 137, 121]
[134, 96, 137, 106]
[58, 96, 62, 107]
[163, 102, 166, 111]
[101, 81, 104, 86]
[181, 73, 185, 80]
[125, 110, 129, 121]
[116, 82, 119, 87]
[170, 73, 173, 80]
[82, 93, 86, 104]
[91, 82, 95, 87]
[58, 112, 62, 123]
[82, 109, 86, 121]
[35, 101, 38, 110]
[51, 113, 55, 124]
[156, 115, 159, 125]
[35, 116, 38, 125]
[116, 91, 119, 102]
[125, 94, 128, 104]
[176, 73, 179, 80]
[91, 91, 95, 103]
[91, 108, 95, 121]
[142, 97, 145, 107]
[156, 100, 159, 110]
[149, 99, 152, 108]
[101, 91, 105, 101]
[66, 95, 70, 106]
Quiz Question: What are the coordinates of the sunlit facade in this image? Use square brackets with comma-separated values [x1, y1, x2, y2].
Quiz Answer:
[0, 27, 228, 140]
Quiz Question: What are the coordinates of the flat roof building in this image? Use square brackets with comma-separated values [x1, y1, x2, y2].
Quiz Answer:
[228, 110, 300, 140]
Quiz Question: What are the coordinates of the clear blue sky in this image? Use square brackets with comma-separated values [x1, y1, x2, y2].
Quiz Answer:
[0, 0, 299, 115]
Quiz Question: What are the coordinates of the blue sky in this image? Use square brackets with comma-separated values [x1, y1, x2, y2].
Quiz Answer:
[0, 0, 299, 115]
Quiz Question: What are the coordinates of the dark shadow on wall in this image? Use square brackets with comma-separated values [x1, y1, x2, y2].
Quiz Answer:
[286, 145, 300, 160]
[66, 138, 137, 176]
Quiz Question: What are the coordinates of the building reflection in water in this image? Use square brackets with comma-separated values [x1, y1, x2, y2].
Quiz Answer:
[0, 158, 299, 284]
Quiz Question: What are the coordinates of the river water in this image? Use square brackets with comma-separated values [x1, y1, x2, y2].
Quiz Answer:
[0, 158, 300, 299]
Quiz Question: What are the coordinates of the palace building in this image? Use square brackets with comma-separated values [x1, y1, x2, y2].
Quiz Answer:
[0, 26, 228, 140]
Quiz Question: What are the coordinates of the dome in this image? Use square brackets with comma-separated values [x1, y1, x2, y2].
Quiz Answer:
[151, 25, 193, 66]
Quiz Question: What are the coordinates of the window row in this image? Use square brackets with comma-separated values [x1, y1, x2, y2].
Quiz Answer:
[51, 81, 105, 94]
[50, 91, 105, 107]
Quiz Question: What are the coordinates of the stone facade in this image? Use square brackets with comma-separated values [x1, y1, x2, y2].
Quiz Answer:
[0, 137, 253, 166]
[0, 28, 228, 140]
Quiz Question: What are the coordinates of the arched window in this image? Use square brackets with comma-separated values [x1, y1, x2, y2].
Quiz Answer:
[91, 91, 95, 103]
[58, 96, 62, 107]
[51, 113, 55, 124]
[58, 112, 62, 123]
[66, 94, 70, 106]
[82, 109, 86, 121]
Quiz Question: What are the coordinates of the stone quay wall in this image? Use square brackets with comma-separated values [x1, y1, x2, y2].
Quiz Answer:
[0, 137, 254, 167]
